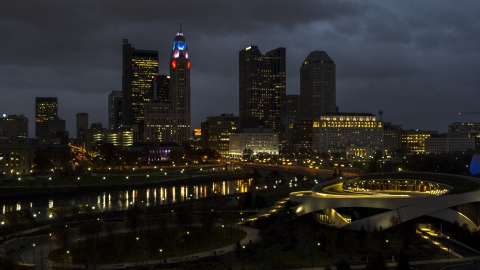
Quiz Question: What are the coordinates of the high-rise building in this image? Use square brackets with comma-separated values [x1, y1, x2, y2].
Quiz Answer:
[292, 119, 314, 153]
[144, 24, 191, 145]
[108, 90, 122, 131]
[201, 114, 239, 157]
[153, 75, 170, 103]
[76, 113, 88, 148]
[299, 51, 336, 118]
[239, 46, 286, 141]
[0, 114, 28, 138]
[122, 38, 159, 140]
[35, 97, 63, 138]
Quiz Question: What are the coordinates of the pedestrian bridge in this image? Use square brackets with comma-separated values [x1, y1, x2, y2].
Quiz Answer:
[234, 163, 338, 183]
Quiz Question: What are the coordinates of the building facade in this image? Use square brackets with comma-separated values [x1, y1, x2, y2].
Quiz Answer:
[0, 114, 28, 138]
[108, 90, 122, 131]
[86, 123, 133, 151]
[229, 129, 279, 158]
[299, 51, 336, 119]
[425, 133, 475, 154]
[402, 130, 438, 153]
[448, 122, 480, 150]
[292, 119, 314, 153]
[122, 38, 159, 140]
[144, 26, 191, 145]
[76, 113, 88, 148]
[35, 97, 59, 138]
[239, 46, 286, 142]
[201, 114, 239, 157]
[0, 138, 33, 178]
[314, 112, 383, 157]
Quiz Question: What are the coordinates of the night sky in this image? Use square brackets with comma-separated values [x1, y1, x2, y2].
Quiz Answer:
[1, 1, 480, 137]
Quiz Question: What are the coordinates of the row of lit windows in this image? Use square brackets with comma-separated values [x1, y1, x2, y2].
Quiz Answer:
[321, 121, 382, 128]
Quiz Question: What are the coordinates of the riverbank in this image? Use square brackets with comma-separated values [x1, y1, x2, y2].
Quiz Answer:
[0, 172, 245, 203]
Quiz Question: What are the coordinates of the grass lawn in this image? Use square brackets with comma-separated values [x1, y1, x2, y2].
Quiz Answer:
[49, 226, 246, 264]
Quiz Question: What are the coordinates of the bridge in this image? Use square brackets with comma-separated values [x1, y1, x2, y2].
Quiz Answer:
[233, 163, 356, 183]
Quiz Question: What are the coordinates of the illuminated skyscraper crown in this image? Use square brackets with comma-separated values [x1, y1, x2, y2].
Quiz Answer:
[172, 21, 188, 59]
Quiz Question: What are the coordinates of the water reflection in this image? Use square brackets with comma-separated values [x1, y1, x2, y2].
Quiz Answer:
[1, 177, 294, 221]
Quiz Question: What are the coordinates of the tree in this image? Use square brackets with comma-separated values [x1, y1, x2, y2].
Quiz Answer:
[366, 254, 387, 270]
[0, 251, 19, 270]
[244, 191, 253, 208]
[396, 250, 410, 270]
[336, 258, 351, 270]
[243, 148, 254, 161]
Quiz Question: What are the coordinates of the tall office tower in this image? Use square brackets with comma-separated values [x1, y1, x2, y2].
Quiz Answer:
[239, 46, 286, 141]
[122, 38, 159, 141]
[108, 90, 123, 131]
[286, 94, 300, 122]
[153, 75, 170, 103]
[144, 24, 191, 145]
[285, 94, 299, 145]
[169, 24, 191, 144]
[299, 51, 336, 118]
[76, 113, 88, 148]
[0, 114, 28, 138]
[35, 97, 58, 137]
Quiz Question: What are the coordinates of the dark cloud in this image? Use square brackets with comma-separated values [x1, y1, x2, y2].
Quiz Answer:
[1, 0, 480, 136]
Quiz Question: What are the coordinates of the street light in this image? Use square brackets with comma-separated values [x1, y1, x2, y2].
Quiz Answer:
[447, 236, 450, 263]
[222, 224, 225, 244]
[49, 233, 52, 253]
[32, 243, 35, 268]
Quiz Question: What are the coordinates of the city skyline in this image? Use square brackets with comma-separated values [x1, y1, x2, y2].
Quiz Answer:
[1, 1, 480, 136]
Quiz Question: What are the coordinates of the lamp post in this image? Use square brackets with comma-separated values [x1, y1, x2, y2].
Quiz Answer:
[49, 233, 52, 253]
[447, 236, 450, 263]
[222, 224, 225, 244]
[66, 250, 70, 269]
[32, 243, 36, 269]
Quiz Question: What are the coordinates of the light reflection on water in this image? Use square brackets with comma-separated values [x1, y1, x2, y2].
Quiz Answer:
[2, 178, 269, 220]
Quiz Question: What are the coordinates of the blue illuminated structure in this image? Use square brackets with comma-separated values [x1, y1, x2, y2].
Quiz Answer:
[470, 154, 480, 175]
[171, 21, 188, 59]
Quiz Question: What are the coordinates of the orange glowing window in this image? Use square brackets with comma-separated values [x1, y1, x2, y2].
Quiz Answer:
[171, 59, 177, 69]
[187, 60, 191, 70]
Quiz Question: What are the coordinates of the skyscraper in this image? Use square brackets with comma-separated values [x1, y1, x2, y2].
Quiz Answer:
[144, 24, 191, 145]
[76, 113, 88, 148]
[169, 24, 191, 144]
[239, 46, 286, 140]
[299, 51, 336, 119]
[122, 38, 159, 140]
[35, 97, 58, 138]
[108, 90, 122, 131]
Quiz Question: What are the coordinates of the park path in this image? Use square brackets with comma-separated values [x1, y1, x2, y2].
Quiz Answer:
[19, 223, 259, 269]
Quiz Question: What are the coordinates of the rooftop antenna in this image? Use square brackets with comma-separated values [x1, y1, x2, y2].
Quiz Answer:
[180, 20, 182, 32]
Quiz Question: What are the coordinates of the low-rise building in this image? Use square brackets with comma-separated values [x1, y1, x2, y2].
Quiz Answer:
[229, 128, 279, 159]
[86, 123, 133, 151]
[313, 112, 383, 157]
[402, 129, 438, 153]
[425, 133, 475, 154]
[0, 138, 33, 178]
[0, 114, 28, 138]
[201, 114, 239, 157]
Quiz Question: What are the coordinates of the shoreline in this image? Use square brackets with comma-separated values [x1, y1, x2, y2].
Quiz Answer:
[0, 173, 246, 203]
